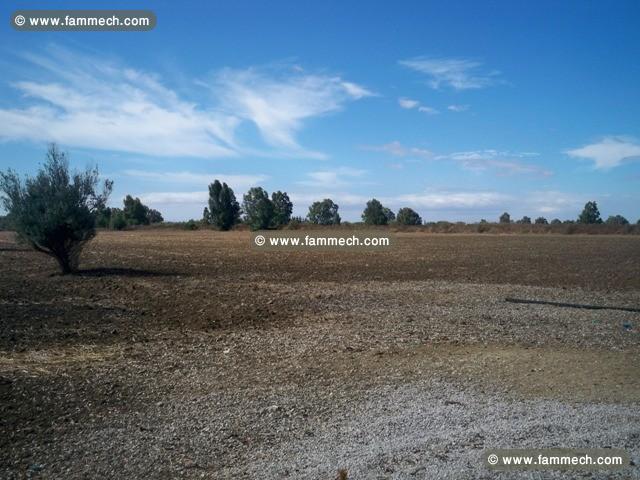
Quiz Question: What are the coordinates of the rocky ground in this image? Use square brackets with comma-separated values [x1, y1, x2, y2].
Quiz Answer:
[1, 230, 639, 479]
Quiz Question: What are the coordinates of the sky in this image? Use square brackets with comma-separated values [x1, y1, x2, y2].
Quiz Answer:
[1, 0, 639, 222]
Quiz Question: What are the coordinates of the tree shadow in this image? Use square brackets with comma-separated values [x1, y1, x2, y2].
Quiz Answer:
[76, 267, 179, 278]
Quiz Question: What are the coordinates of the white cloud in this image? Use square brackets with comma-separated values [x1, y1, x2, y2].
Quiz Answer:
[122, 170, 268, 188]
[138, 191, 208, 205]
[418, 105, 439, 115]
[0, 46, 372, 160]
[393, 191, 508, 209]
[566, 136, 640, 170]
[397, 97, 438, 114]
[213, 67, 373, 157]
[0, 48, 239, 158]
[297, 166, 367, 187]
[447, 104, 469, 112]
[398, 97, 419, 109]
[399, 57, 501, 90]
[442, 150, 551, 177]
[364, 141, 434, 160]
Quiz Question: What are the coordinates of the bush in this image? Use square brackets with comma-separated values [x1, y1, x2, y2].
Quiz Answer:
[0, 144, 112, 274]
[184, 219, 199, 230]
[109, 209, 127, 230]
[517, 216, 531, 224]
[534, 217, 548, 225]
[499, 212, 511, 224]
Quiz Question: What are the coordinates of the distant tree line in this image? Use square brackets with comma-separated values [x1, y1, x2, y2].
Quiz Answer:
[497, 201, 632, 226]
[96, 195, 163, 230]
[0, 145, 638, 274]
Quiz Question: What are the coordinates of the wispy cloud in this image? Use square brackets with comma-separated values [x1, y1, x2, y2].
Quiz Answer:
[0, 46, 372, 160]
[297, 166, 367, 187]
[364, 141, 434, 160]
[213, 67, 373, 158]
[397, 97, 439, 115]
[399, 57, 501, 90]
[367, 142, 550, 177]
[441, 150, 552, 177]
[0, 46, 239, 158]
[418, 105, 439, 115]
[447, 104, 469, 112]
[122, 170, 268, 188]
[566, 136, 640, 170]
[394, 191, 509, 209]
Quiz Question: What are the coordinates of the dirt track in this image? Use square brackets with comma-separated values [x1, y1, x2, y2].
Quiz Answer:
[1, 230, 639, 478]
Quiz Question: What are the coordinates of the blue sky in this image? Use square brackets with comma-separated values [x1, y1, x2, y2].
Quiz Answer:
[1, 0, 639, 221]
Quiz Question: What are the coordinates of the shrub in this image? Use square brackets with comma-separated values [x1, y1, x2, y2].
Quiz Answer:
[517, 216, 531, 224]
[184, 219, 199, 230]
[550, 218, 562, 225]
[0, 144, 112, 274]
[499, 212, 511, 224]
[307, 199, 341, 225]
[534, 217, 548, 225]
[109, 209, 127, 230]
[396, 207, 422, 225]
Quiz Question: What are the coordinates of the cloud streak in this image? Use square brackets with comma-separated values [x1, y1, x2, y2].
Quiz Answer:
[399, 57, 501, 90]
[213, 67, 373, 158]
[0, 46, 372, 160]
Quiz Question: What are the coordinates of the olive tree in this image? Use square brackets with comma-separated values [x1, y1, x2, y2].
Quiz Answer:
[0, 144, 112, 274]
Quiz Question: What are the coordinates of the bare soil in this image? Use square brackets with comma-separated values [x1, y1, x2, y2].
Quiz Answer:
[1, 230, 639, 479]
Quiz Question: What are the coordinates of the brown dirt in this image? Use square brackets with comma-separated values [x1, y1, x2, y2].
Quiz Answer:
[0, 230, 639, 478]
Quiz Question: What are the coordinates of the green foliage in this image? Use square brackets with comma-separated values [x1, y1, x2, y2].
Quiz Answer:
[243, 187, 274, 230]
[362, 198, 390, 225]
[0, 144, 112, 273]
[206, 180, 240, 230]
[577, 201, 603, 224]
[605, 214, 629, 225]
[307, 198, 341, 225]
[147, 208, 163, 224]
[396, 207, 422, 225]
[534, 217, 548, 225]
[499, 212, 511, 224]
[0, 215, 13, 230]
[109, 208, 127, 230]
[123, 195, 149, 225]
[184, 219, 199, 230]
[271, 190, 293, 227]
[517, 216, 532, 224]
